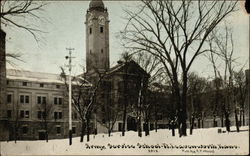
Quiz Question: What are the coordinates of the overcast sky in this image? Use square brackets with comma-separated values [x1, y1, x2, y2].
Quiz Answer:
[3, 1, 249, 78]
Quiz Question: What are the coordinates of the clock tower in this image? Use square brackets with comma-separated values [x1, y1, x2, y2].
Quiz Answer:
[85, 0, 110, 73]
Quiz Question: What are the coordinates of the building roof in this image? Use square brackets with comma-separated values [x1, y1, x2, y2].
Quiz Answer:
[6, 69, 91, 86]
[107, 60, 150, 77]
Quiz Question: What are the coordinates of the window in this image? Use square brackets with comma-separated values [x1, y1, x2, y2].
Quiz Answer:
[58, 98, 62, 105]
[56, 85, 60, 89]
[42, 97, 46, 104]
[22, 126, 28, 134]
[37, 96, 46, 104]
[7, 94, 12, 103]
[54, 112, 62, 120]
[89, 27, 92, 34]
[22, 82, 27, 86]
[54, 97, 58, 105]
[7, 110, 11, 118]
[37, 111, 42, 119]
[90, 50, 92, 54]
[56, 126, 61, 134]
[72, 127, 76, 134]
[25, 96, 29, 103]
[20, 110, 24, 118]
[6, 80, 9, 85]
[37, 96, 41, 104]
[20, 95, 24, 104]
[59, 112, 62, 119]
[54, 112, 58, 120]
[101, 49, 103, 53]
[40, 83, 44, 87]
[25, 111, 29, 118]
[100, 26, 103, 33]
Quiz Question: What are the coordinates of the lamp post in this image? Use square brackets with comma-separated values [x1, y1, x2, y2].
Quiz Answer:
[65, 48, 74, 145]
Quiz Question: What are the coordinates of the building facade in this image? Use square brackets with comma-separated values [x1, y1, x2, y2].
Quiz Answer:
[2, 69, 83, 140]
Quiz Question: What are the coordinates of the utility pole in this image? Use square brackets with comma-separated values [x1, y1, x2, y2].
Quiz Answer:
[65, 48, 75, 145]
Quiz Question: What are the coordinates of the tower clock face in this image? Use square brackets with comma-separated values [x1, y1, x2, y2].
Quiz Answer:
[98, 15, 105, 25]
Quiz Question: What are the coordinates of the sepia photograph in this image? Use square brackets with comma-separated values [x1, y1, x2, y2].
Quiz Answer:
[0, 0, 249, 155]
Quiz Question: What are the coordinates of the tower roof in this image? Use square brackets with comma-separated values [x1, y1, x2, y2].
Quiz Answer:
[89, 0, 105, 11]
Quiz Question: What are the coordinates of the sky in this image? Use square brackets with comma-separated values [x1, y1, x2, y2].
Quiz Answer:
[3, 1, 249, 78]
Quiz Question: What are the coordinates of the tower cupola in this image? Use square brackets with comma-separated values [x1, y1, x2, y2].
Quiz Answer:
[89, 0, 105, 11]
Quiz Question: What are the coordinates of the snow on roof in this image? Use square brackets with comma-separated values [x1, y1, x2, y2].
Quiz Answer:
[6, 69, 91, 86]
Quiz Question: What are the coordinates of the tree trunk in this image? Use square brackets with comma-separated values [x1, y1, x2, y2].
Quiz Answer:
[213, 115, 216, 127]
[86, 115, 90, 142]
[45, 120, 48, 142]
[190, 115, 194, 135]
[144, 119, 149, 136]
[225, 111, 230, 132]
[137, 118, 142, 137]
[181, 72, 188, 136]
[234, 109, 239, 132]
[108, 129, 111, 137]
[122, 105, 127, 136]
[171, 125, 175, 136]
[197, 118, 201, 128]
[221, 113, 224, 127]
[80, 121, 86, 142]
[242, 109, 245, 126]
[14, 125, 17, 143]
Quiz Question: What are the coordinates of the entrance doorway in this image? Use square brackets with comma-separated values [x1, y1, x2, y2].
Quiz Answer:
[127, 116, 137, 131]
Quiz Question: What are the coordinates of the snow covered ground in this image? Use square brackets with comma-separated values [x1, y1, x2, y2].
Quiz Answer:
[1, 126, 249, 155]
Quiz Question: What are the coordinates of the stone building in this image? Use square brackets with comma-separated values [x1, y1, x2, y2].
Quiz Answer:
[0, 0, 150, 140]
[83, 0, 150, 134]
[1, 69, 88, 140]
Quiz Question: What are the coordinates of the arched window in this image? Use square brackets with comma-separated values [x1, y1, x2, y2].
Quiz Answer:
[100, 26, 103, 33]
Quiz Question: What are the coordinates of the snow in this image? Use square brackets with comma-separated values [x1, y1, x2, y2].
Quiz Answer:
[1, 126, 249, 155]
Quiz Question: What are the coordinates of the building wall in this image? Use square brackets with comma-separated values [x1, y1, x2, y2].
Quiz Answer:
[3, 77, 81, 141]
[0, 29, 8, 141]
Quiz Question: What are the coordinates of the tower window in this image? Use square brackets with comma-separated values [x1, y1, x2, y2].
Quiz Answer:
[101, 49, 103, 53]
[89, 27, 92, 34]
[90, 50, 92, 54]
[100, 26, 103, 33]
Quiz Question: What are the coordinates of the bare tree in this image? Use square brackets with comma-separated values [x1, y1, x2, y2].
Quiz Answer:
[60, 67, 107, 142]
[37, 98, 53, 142]
[133, 52, 165, 136]
[233, 69, 247, 127]
[187, 72, 208, 134]
[0, 0, 47, 42]
[120, 52, 131, 137]
[207, 25, 240, 132]
[121, 0, 237, 136]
